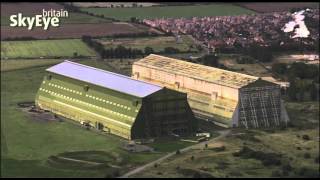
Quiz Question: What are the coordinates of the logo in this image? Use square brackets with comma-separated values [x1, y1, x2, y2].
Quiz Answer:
[9, 9, 69, 30]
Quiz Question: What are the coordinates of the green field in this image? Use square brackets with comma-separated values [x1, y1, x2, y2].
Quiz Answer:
[1, 39, 96, 59]
[59, 12, 112, 24]
[0, 59, 196, 177]
[81, 4, 255, 21]
[1, 59, 64, 72]
[97, 35, 198, 53]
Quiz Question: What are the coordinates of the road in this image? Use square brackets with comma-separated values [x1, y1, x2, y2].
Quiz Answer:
[119, 129, 231, 178]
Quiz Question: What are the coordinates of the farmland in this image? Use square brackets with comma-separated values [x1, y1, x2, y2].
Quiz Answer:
[236, 2, 319, 13]
[1, 2, 64, 16]
[1, 59, 63, 72]
[1, 23, 147, 40]
[1, 39, 96, 59]
[97, 35, 198, 53]
[81, 4, 255, 21]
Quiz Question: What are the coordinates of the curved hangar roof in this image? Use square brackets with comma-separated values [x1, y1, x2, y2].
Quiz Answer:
[46, 60, 163, 98]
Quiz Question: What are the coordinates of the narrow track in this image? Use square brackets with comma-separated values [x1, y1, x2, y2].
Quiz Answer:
[120, 129, 230, 178]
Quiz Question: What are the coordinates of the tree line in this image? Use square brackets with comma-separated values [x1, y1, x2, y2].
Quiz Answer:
[81, 36, 185, 59]
[82, 36, 144, 58]
[220, 40, 319, 63]
[272, 62, 319, 101]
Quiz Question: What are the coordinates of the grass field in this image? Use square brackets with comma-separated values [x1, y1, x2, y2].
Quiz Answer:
[1, 39, 96, 59]
[81, 4, 255, 21]
[97, 35, 197, 53]
[0, 59, 196, 177]
[1, 59, 64, 72]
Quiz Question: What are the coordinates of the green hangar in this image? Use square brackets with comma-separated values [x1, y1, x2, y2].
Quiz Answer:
[35, 61, 196, 140]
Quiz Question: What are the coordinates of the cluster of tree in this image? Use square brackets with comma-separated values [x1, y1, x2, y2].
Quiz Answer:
[82, 36, 181, 58]
[3, 37, 38, 41]
[60, 3, 81, 12]
[220, 44, 274, 63]
[81, 10, 118, 22]
[82, 36, 145, 58]
[244, 44, 273, 63]
[106, 32, 161, 38]
[236, 56, 256, 64]
[60, 3, 119, 22]
[233, 146, 282, 166]
[197, 54, 220, 67]
[272, 62, 319, 101]
[3, 31, 162, 42]
[220, 39, 319, 58]
[162, 47, 180, 54]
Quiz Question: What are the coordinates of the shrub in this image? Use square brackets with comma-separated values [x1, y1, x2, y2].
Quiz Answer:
[272, 170, 282, 177]
[163, 47, 180, 54]
[216, 161, 229, 170]
[282, 163, 292, 176]
[191, 156, 194, 161]
[176, 150, 181, 155]
[104, 173, 112, 178]
[297, 167, 319, 177]
[302, 135, 310, 141]
[193, 172, 201, 178]
[233, 146, 282, 166]
[229, 171, 242, 177]
[112, 170, 120, 177]
[282, 163, 293, 172]
[211, 146, 226, 152]
[304, 153, 311, 159]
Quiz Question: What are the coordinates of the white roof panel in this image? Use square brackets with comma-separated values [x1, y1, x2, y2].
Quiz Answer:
[46, 60, 163, 97]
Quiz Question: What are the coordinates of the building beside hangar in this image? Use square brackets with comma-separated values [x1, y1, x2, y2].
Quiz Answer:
[132, 54, 289, 128]
[35, 60, 196, 140]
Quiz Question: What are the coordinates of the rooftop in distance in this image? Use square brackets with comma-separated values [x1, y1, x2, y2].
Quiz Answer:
[135, 54, 259, 89]
[46, 60, 163, 98]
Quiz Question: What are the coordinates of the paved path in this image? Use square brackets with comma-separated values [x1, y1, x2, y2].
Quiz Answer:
[119, 130, 230, 178]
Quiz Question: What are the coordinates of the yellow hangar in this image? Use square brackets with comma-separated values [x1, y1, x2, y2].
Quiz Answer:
[132, 54, 289, 128]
